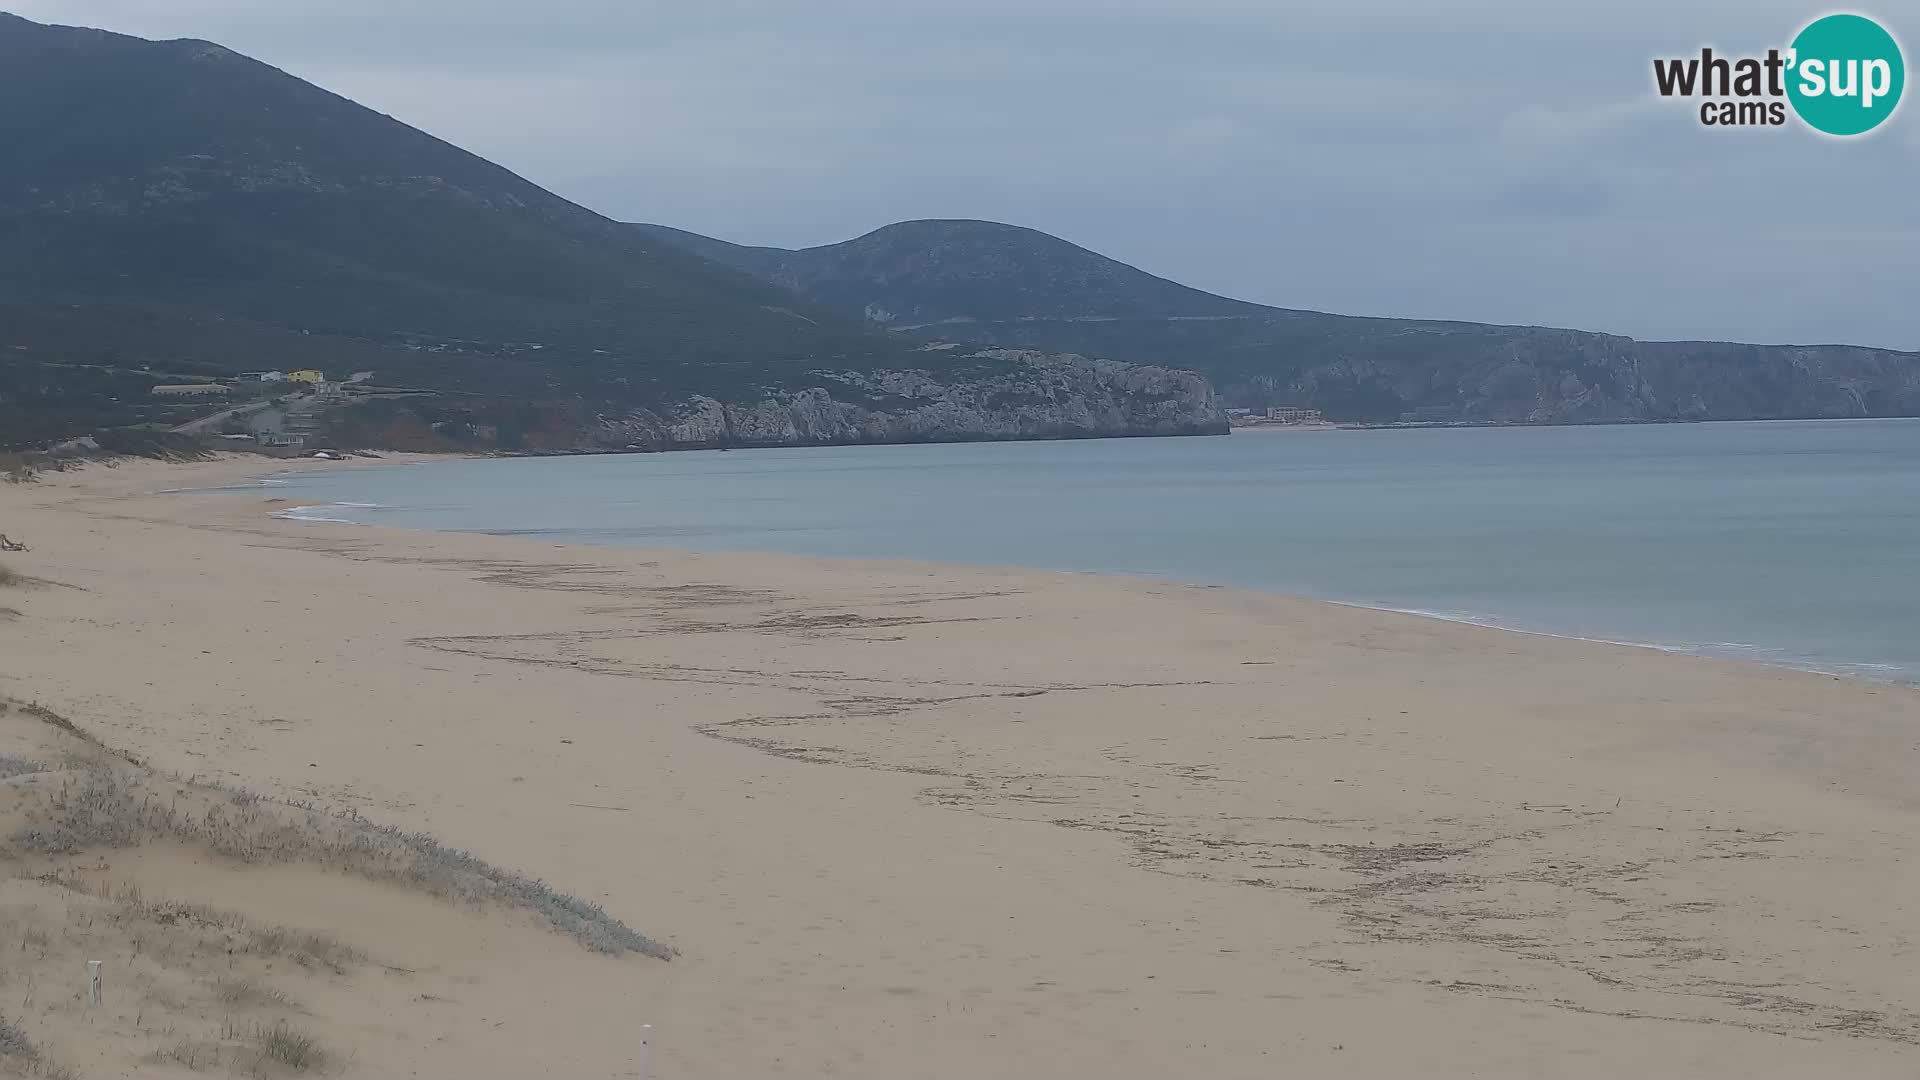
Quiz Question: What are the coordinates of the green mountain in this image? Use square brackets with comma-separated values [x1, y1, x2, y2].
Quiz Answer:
[633, 219, 1920, 424]
[0, 14, 1221, 450]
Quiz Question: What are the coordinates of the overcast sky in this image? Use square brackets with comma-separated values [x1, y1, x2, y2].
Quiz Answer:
[15, 0, 1919, 348]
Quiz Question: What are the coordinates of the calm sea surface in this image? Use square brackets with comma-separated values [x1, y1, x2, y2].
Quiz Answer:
[256, 420, 1920, 684]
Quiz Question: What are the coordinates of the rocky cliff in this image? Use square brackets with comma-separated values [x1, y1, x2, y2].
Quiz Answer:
[650, 351, 1221, 446]
[635, 219, 1920, 425]
[319, 350, 1225, 452]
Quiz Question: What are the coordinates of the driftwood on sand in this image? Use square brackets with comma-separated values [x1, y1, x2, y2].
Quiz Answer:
[0, 535, 27, 552]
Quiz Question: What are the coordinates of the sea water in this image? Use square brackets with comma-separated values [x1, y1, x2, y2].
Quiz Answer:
[259, 419, 1920, 684]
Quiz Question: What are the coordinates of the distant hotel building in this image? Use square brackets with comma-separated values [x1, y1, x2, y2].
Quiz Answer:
[1265, 406, 1322, 423]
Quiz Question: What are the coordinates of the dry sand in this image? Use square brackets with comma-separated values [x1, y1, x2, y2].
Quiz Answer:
[0, 453, 1916, 1077]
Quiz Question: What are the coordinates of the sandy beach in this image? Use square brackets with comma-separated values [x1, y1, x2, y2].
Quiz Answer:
[1, 454, 1916, 1077]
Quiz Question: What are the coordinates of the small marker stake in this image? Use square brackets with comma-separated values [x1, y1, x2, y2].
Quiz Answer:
[638, 1023, 653, 1080]
[86, 960, 102, 1007]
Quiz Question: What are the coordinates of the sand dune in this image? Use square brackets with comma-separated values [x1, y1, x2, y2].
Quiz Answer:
[0, 694, 660, 1078]
[1, 455, 1916, 1077]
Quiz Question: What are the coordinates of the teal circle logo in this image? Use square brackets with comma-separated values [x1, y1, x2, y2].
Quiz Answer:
[1786, 14, 1905, 136]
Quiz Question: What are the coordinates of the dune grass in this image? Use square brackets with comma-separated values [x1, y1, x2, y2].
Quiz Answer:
[250, 1022, 327, 1073]
[147, 1039, 223, 1071]
[214, 977, 296, 1011]
[34, 871, 366, 974]
[147, 1023, 328, 1076]
[3, 728, 669, 958]
[0, 1018, 34, 1060]
[0, 1018, 75, 1079]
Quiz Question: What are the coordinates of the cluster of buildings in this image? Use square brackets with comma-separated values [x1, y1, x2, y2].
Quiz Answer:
[245, 369, 337, 396]
[151, 369, 333, 399]
[249, 369, 327, 385]
[153, 368, 338, 454]
[1227, 405, 1327, 427]
[156, 368, 341, 403]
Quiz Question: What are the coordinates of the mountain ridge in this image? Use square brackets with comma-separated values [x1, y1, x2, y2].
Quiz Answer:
[633, 219, 1920, 424]
[0, 14, 1223, 449]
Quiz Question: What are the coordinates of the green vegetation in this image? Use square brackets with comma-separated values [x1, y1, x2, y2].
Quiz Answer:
[636, 219, 1920, 424]
[0, 14, 938, 448]
[7, 12, 1911, 443]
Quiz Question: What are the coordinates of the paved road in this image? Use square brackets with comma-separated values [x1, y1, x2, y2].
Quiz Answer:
[171, 392, 310, 436]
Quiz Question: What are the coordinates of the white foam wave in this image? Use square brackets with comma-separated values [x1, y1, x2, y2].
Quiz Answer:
[1323, 599, 1913, 685]
[273, 503, 370, 524]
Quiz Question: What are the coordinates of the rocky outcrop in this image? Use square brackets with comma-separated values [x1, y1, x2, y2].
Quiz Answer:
[591, 350, 1225, 449]
[317, 350, 1225, 453]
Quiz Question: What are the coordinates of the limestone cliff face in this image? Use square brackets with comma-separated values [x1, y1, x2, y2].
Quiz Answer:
[583, 350, 1225, 450]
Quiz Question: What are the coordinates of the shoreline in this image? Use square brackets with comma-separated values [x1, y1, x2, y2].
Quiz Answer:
[229, 453, 1919, 690]
[1321, 598, 1917, 688]
[5, 454, 1919, 1076]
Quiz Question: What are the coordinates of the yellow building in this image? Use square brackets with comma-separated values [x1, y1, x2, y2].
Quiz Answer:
[287, 369, 326, 384]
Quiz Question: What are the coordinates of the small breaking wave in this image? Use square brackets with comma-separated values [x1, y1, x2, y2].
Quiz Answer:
[1325, 600, 1915, 686]
[273, 502, 385, 524]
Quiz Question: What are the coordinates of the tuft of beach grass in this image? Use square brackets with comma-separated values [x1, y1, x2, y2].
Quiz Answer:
[0, 1017, 35, 1060]
[213, 977, 296, 1012]
[248, 1021, 328, 1074]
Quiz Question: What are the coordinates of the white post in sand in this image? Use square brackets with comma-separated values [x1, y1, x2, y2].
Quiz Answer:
[638, 1024, 654, 1080]
[86, 961, 102, 1007]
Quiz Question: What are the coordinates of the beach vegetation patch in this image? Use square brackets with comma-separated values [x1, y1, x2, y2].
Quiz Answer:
[0, 1017, 35, 1060]
[2, 752, 669, 958]
[248, 1022, 328, 1074]
[213, 977, 298, 1012]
